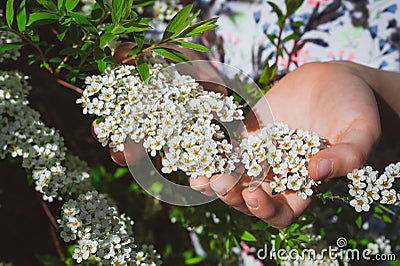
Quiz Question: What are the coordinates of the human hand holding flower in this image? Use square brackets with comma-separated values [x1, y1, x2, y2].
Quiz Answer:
[190, 61, 382, 228]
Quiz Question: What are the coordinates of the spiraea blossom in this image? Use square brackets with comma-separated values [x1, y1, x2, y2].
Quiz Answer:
[59, 191, 161, 265]
[153, 0, 182, 21]
[78, 54, 244, 178]
[0, 10, 21, 63]
[0, 70, 92, 201]
[240, 123, 328, 199]
[366, 235, 393, 255]
[348, 163, 400, 212]
[0, 70, 161, 265]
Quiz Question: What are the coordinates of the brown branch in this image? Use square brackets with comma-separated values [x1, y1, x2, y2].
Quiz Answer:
[56, 78, 83, 95]
[37, 194, 60, 232]
[122, 44, 157, 64]
[50, 224, 65, 258]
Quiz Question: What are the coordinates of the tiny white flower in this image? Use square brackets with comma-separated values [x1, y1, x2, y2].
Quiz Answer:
[350, 194, 370, 212]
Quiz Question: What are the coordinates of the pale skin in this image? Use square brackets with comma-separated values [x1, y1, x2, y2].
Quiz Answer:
[92, 45, 400, 228]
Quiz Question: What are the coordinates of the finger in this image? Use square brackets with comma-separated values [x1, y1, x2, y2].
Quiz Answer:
[309, 121, 380, 181]
[209, 173, 245, 207]
[242, 187, 296, 228]
[189, 176, 215, 197]
[91, 119, 101, 140]
[110, 150, 127, 166]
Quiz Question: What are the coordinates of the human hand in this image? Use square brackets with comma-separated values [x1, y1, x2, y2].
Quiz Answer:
[190, 61, 381, 228]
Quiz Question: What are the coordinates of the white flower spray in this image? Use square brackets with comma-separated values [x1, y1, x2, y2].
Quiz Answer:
[0, 70, 161, 265]
[78, 54, 244, 178]
[78, 54, 400, 212]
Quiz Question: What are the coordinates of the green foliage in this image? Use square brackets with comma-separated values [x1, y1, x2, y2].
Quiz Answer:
[1, 0, 216, 84]
[2, 1, 399, 266]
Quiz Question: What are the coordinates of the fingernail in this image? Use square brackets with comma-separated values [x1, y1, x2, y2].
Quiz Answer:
[246, 198, 259, 209]
[93, 126, 101, 135]
[316, 159, 334, 180]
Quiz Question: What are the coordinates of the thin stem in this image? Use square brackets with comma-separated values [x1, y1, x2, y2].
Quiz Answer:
[122, 44, 158, 64]
[57, 11, 111, 72]
[55, 78, 83, 94]
[316, 193, 348, 203]
[37, 194, 60, 232]
[50, 224, 65, 258]
[273, 15, 288, 74]
[10, 28, 53, 74]
[377, 203, 397, 216]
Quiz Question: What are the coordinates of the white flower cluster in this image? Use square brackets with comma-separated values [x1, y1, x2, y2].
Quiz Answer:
[0, 70, 91, 202]
[348, 163, 400, 212]
[366, 235, 392, 255]
[0, 70, 161, 265]
[79, 0, 96, 16]
[59, 191, 161, 265]
[0, 10, 21, 63]
[153, 0, 182, 21]
[78, 57, 244, 178]
[240, 122, 325, 199]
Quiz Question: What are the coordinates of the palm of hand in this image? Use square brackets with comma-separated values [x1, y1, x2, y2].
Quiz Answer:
[190, 62, 381, 228]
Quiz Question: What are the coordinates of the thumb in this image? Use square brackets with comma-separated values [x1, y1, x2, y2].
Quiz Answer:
[308, 126, 379, 181]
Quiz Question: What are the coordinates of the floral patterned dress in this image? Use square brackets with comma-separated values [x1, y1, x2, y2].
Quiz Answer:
[197, 0, 400, 77]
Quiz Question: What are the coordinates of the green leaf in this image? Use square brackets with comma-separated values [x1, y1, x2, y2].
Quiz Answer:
[355, 215, 362, 228]
[267, 1, 284, 19]
[134, 32, 145, 50]
[135, 58, 150, 82]
[93, 47, 106, 60]
[6, 0, 15, 28]
[162, 4, 193, 41]
[59, 47, 84, 56]
[382, 214, 392, 223]
[285, 0, 304, 17]
[57, 30, 66, 41]
[240, 230, 257, 242]
[113, 167, 128, 178]
[132, 0, 155, 8]
[27, 12, 60, 26]
[374, 206, 383, 214]
[258, 62, 277, 89]
[297, 235, 309, 242]
[121, 0, 134, 19]
[111, 0, 124, 23]
[225, 237, 231, 255]
[65, 0, 80, 11]
[174, 41, 208, 52]
[49, 57, 62, 63]
[36, 0, 57, 10]
[153, 47, 189, 62]
[274, 234, 283, 259]
[291, 20, 305, 27]
[177, 17, 218, 38]
[100, 33, 116, 47]
[70, 12, 98, 35]
[252, 221, 270, 231]
[96, 59, 107, 72]
[282, 33, 297, 42]
[185, 256, 205, 265]
[57, 0, 66, 12]
[0, 42, 23, 51]
[116, 22, 152, 33]
[16, 0, 27, 32]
